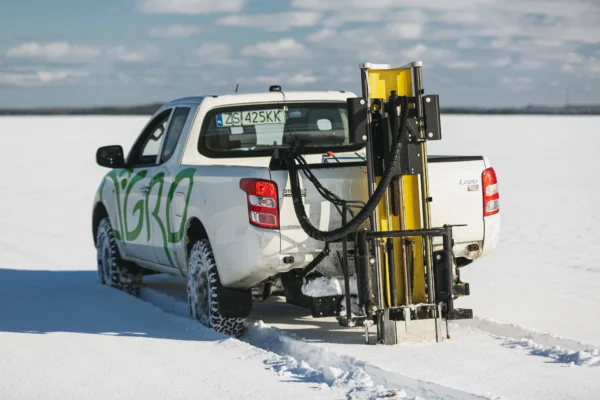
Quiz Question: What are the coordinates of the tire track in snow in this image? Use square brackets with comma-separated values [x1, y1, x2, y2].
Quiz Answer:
[139, 286, 494, 400]
[456, 317, 600, 367]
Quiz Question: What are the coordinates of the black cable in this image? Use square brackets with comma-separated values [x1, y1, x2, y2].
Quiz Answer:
[282, 96, 409, 242]
[294, 153, 344, 205]
[291, 152, 356, 220]
[277, 92, 350, 222]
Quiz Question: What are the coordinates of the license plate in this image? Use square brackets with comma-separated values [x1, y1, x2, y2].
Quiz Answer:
[216, 109, 285, 127]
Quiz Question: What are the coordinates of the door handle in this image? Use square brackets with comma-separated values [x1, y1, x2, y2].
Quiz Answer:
[140, 186, 150, 193]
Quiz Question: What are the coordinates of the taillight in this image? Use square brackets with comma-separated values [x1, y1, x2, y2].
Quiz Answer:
[482, 167, 499, 217]
[239, 179, 279, 229]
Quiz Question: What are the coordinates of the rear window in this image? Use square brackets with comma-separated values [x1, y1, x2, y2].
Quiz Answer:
[198, 102, 363, 158]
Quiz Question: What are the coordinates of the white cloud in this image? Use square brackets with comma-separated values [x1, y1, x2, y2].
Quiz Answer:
[243, 71, 318, 86]
[217, 12, 320, 31]
[144, 77, 163, 85]
[562, 56, 600, 77]
[565, 52, 584, 64]
[488, 57, 511, 67]
[307, 29, 336, 43]
[186, 43, 243, 68]
[500, 76, 532, 85]
[295, 0, 600, 81]
[5, 42, 101, 62]
[196, 43, 230, 59]
[108, 46, 158, 62]
[517, 59, 545, 70]
[588, 58, 600, 75]
[0, 69, 89, 86]
[135, 0, 244, 14]
[241, 38, 308, 59]
[321, 9, 386, 27]
[447, 60, 479, 69]
[288, 73, 318, 85]
[388, 9, 430, 22]
[490, 39, 510, 49]
[386, 22, 423, 39]
[457, 38, 476, 49]
[291, 0, 493, 11]
[148, 25, 201, 38]
[400, 44, 456, 63]
[310, 28, 379, 48]
[5, 42, 160, 64]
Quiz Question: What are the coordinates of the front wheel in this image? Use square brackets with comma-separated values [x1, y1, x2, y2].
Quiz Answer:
[96, 217, 143, 296]
[186, 239, 245, 338]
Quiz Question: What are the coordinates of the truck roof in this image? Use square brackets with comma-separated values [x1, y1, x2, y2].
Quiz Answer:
[162, 90, 358, 108]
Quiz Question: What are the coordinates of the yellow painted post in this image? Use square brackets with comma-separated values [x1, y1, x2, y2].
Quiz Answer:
[364, 64, 427, 307]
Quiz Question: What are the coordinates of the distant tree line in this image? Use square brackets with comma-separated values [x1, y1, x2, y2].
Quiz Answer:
[1, 103, 599, 116]
[0, 103, 164, 116]
[442, 105, 600, 115]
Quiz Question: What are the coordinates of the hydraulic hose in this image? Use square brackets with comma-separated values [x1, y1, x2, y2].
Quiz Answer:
[282, 96, 409, 242]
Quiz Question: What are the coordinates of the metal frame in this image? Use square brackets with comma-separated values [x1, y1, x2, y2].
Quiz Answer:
[347, 60, 472, 345]
[356, 225, 457, 343]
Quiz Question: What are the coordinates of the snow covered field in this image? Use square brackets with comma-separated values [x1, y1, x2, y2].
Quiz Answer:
[1, 115, 599, 399]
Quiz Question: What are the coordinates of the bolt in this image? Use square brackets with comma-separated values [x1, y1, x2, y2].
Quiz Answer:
[360, 99, 365, 105]
[436, 254, 442, 260]
[428, 132, 434, 138]
[369, 258, 375, 264]
[426, 97, 431, 103]
[362, 135, 367, 141]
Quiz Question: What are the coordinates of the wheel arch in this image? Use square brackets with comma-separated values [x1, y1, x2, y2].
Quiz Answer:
[92, 202, 109, 248]
[184, 216, 209, 262]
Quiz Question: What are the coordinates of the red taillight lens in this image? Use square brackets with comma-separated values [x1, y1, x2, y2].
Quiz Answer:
[482, 167, 499, 217]
[240, 179, 279, 229]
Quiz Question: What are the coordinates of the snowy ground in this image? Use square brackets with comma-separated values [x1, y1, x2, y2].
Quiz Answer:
[1, 115, 599, 399]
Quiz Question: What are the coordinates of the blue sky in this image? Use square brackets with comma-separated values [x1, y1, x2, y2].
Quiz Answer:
[0, 0, 599, 108]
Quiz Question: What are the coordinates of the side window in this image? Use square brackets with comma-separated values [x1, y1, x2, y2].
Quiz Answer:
[142, 119, 167, 157]
[160, 107, 191, 163]
[127, 109, 173, 167]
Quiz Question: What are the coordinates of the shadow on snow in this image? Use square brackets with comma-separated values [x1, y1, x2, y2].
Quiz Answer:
[0, 268, 225, 342]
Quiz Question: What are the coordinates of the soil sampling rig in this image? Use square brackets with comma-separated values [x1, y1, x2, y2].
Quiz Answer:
[274, 61, 475, 345]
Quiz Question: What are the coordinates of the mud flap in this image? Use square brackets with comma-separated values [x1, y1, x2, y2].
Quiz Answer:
[281, 272, 311, 308]
[309, 295, 342, 318]
[218, 286, 253, 318]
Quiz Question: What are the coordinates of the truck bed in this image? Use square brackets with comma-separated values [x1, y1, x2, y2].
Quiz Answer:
[270, 154, 497, 269]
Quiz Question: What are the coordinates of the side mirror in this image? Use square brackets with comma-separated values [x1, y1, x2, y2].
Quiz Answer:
[96, 145, 126, 169]
[347, 97, 368, 145]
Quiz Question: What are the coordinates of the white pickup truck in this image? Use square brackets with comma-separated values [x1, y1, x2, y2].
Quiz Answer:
[92, 90, 500, 337]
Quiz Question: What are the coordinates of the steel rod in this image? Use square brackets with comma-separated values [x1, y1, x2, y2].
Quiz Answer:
[442, 227, 455, 313]
[413, 64, 436, 307]
[386, 238, 397, 307]
[360, 67, 384, 311]
[341, 204, 353, 322]
[366, 227, 448, 239]
[405, 239, 414, 305]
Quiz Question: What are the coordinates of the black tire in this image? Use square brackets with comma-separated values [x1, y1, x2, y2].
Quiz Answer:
[96, 217, 143, 297]
[186, 239, 245, 337]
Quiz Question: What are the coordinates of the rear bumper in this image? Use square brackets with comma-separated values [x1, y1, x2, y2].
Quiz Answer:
[216, 213, 500, 289]
[212, 226, 312, 289]
[481, 213, 501, 257]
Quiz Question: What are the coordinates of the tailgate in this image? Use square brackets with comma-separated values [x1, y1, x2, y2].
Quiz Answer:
[428, 156, 486, 252]
[270, 155, 488, 259]
[270, 162, 369, 255]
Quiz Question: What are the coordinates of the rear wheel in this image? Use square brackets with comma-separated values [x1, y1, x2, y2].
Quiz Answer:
[186, 239, 245, 337]
[96, 218, 143, 296]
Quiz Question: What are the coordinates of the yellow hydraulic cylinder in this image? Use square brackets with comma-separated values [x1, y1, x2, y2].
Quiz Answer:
[362, 63, 427, 307]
